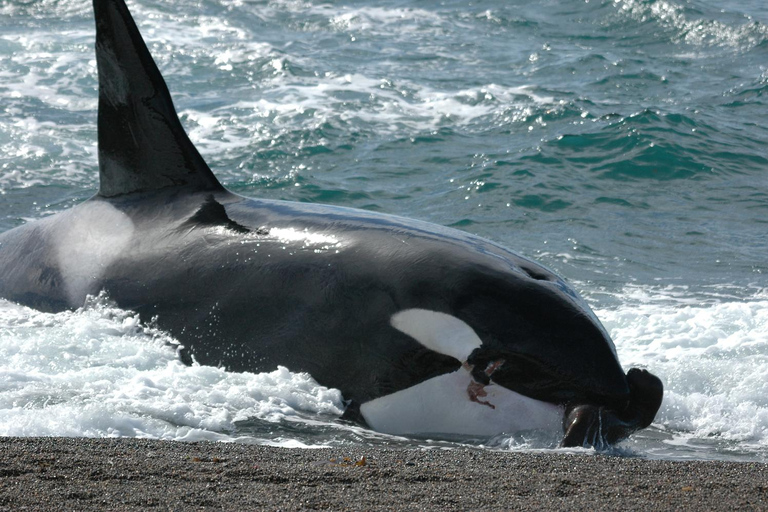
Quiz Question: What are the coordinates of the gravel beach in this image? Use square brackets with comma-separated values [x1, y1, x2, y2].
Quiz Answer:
[0, 437, 765, 510]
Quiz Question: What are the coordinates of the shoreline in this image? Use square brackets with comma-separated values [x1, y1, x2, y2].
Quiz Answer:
[0, 437, 765, 510]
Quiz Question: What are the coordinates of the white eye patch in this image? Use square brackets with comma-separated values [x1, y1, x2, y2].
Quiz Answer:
[390, 309, 482, 362]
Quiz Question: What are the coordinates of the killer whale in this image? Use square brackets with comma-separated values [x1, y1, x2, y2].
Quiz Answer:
[0, 0, 662, 446]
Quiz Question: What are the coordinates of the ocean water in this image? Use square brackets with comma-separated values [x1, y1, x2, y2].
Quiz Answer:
[0, 0, 767, 462]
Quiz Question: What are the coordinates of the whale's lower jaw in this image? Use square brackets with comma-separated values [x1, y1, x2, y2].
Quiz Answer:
[359, 366, 563, 437]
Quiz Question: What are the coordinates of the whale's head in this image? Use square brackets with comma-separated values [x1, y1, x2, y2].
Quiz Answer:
[385, 255, 662, 446]
[458, 263, 628, 410]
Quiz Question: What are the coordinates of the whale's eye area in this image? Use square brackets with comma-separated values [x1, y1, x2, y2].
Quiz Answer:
[390, 309, 482, 362]
[520, 266, 552, 281]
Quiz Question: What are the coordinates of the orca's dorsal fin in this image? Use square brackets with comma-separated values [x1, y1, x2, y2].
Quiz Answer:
[94, 0, 225, 197]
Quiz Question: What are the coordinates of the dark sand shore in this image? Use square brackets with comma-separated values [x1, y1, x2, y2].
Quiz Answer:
[0, 437, 765, 511]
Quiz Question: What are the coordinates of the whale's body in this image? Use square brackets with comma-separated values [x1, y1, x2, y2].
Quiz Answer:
[0, 0, 662, 444]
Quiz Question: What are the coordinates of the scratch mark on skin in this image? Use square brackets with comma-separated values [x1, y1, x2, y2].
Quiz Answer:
[464, 359, 506, 409]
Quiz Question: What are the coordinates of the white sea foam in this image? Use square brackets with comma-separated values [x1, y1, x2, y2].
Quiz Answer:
[246, 0, 447, 36]
[597, 285, 768, 456]
[182, 76, 557, 160]
[613, 0, 768, 50]
[0, 29, 98, 192]
[0, 296, 344, 443]
[0, 0, 90, 19]
[325, 6, 444, 34]
[0, 30, 96, 112]
[0, 3, 557, 194]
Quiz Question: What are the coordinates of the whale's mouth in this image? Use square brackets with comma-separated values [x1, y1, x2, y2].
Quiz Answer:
[466, 349, 631, 412]
[464, 353, 663, 448]
[560, 368, 664, 448]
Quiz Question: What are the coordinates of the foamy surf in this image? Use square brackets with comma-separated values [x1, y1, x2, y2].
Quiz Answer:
[597, 285, 768, 460]
[0, 294, 344, 444]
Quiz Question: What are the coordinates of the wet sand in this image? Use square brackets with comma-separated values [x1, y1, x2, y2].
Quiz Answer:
[0, 437, 765, 510]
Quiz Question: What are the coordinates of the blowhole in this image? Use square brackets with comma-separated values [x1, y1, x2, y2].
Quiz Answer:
[521, 266, 551, 281]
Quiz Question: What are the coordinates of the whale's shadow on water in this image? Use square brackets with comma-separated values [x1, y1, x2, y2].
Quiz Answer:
[0, 0, 662, 449]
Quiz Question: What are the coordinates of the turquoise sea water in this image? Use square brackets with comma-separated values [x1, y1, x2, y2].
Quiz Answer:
[0, 0, 766, 461]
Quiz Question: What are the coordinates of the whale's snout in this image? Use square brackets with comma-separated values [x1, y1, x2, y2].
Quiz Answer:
[560, 367, 664, 448]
